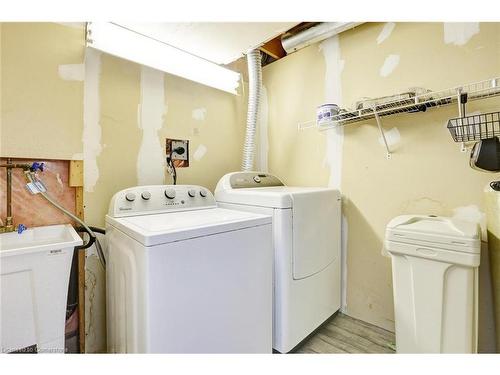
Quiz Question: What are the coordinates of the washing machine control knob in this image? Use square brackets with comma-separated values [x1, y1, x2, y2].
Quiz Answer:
[188, 189, 196, 198]
[199, 189, 208, 198]
[253, 176, 261, 183]
[165, 189, 176, 199]
[141, 191, 151, 200]
[125, 192, 136, 202]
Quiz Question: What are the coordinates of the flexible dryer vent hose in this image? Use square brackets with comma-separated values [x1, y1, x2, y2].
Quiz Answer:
[241, 49, 262, 171]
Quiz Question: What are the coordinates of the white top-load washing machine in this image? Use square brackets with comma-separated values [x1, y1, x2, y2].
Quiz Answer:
[215, 172, 342, 353]
[105, 184, 273, 353]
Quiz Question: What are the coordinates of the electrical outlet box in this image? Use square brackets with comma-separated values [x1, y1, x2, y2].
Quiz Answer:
[166, 138, 189, 167]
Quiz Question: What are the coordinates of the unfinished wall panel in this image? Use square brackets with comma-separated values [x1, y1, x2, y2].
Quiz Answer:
[263, 22, 500, 334]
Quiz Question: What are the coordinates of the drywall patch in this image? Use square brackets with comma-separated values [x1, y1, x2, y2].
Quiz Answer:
[83, 48, 102, 193]
[137, 66, 166, 185]
[379, 127, 401, 147]
[58, 64, 85, 81]
[377, 22, 396, 44]
[380, 54, 400, 77]
[319, 35, 345, 190]
[84, 240, 107, 353]
[320, 35, 348, 312]
[192, 108, 207, 121]
[193, 144, 207, 161]
[452, 204, 487, 239]
[444, 23, 480, 46]
[256, 85, 269, 172]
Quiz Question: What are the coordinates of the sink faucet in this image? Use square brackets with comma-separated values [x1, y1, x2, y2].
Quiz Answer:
[0, 158, 37, 233]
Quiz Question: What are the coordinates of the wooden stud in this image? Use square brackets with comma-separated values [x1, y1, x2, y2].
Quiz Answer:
[70, 160, 86, 354]
[69, 160, 84, 187]
[74, 186, 84, 221]
[259, 36, 287, 60]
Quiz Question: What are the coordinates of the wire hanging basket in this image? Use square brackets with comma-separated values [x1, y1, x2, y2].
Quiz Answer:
[447, 111, 500, 142]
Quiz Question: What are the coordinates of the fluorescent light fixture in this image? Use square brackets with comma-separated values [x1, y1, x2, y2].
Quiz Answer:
[86, 22, 240, 94]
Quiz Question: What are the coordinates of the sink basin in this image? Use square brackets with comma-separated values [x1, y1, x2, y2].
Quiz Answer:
[1, 224, 82, 353]
[1, 224, 82, 254]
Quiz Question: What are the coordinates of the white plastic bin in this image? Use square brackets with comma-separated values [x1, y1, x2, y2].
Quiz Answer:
[385, 215, 481, 353]
[1, 225, 82, 353]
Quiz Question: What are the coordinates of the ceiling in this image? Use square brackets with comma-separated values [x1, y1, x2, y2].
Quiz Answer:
[116, 22, 298, 65]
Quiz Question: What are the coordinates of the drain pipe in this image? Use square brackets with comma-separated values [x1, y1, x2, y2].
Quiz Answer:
[282, 22, 362, 54]
[241, 49, 262, 172]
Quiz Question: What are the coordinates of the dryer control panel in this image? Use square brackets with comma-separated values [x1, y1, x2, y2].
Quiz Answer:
[217, 172, 284, 190]
[108, 185, 216, 218]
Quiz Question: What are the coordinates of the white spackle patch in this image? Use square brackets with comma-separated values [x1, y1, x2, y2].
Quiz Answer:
[320, 35, 348, 313]
[452, 205, 487, 239]
[193, 144, 207, 161]
[256, 85, 269, 172]
[320, 35, 345, 190]
[380, 54, 400, 77]
[84, 232, 107, 353]
[137, 66, 166, 185]
[444, 23, 480, 46]
[192, 108, 207, 121]
[83, 49, 102, 193]
[379, 127, 401, 147]
[377, 22, 396, 44]
[72, 153, 83, 160]
[58, 64, 85, 81]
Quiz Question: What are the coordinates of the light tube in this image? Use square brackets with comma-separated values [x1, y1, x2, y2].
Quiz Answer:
[86, 22, 240, 94]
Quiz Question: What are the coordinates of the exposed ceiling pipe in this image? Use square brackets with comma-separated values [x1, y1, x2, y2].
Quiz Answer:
[281, 22, 363, 54]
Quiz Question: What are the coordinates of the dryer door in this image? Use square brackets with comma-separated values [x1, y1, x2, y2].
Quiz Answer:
[291, 190, 341, 279]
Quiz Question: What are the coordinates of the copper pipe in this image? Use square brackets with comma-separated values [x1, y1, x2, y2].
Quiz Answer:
[1, 158, 32, 232]
[0, 163, 33, 169]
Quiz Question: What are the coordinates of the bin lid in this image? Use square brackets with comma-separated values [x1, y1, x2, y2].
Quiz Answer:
[386, 215, 481, 254]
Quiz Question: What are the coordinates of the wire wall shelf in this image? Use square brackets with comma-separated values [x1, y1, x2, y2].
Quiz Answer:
[299, 77, 500, 131]
[298, 77, 500, 158]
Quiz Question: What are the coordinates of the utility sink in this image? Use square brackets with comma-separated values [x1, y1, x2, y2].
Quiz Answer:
[0, 224, 82, 353]
[1, 224, 82, 255]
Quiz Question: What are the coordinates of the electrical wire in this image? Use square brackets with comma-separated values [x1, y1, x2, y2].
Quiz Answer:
[166, 146, 185, 185]
[166, 151, 177, 185]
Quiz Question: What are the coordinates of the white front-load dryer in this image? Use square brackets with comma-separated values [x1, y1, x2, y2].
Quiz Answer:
[105, 185, 273, 353]
[215, 172, 342, 353]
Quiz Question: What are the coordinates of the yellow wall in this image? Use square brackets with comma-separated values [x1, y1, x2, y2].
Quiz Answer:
[2, 21, 500, 351]
[85, 54, 245, 225]
[263, 22, 500, 333]
[1, 22, 247, 352]
[1, 23, 85, 159]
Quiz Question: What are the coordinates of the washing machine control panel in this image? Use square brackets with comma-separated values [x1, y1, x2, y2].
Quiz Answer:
[228, 172, 284, 189]
[108, 185, 216, 217]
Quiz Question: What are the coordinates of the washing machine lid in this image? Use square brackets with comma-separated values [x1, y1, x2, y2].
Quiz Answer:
[106, 207, 271, 246]
[386, 215, 481, 253]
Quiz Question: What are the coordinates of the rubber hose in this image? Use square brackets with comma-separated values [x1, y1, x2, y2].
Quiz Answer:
[26, 172, 106, 269]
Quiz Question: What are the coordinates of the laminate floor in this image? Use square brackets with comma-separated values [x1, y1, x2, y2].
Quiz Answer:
[293, 313, 396, 354]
